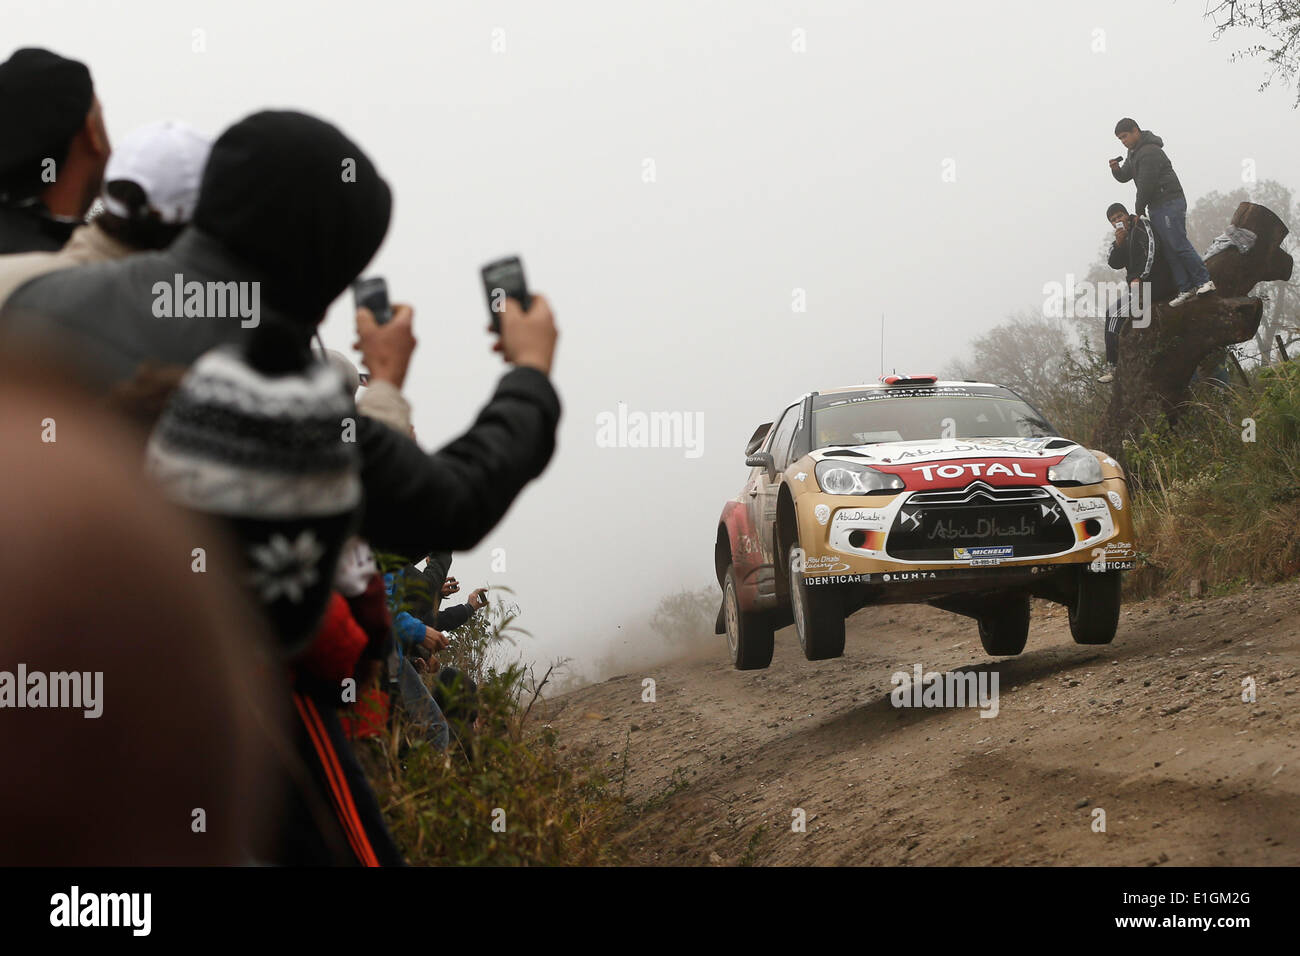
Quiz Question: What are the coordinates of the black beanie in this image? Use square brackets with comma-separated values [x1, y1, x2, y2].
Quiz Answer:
[0, 48, 94, 201]
[192, 110, 392, 326]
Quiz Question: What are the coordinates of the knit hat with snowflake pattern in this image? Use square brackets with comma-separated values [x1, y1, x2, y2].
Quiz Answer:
[145, 344, 361, 655]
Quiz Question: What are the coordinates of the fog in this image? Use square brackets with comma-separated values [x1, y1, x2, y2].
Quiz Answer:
[12, 0, 1300, 682]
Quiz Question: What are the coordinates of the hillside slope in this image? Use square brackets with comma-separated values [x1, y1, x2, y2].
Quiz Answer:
[545, 581, 1300, 865]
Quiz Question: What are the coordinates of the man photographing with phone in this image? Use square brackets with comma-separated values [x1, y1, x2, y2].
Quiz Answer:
[1108, 117, 1214, 307]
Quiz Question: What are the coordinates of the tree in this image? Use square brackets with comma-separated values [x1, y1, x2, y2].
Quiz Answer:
[1205, 1, 1300, 105]
[945, 311, 1073, 399]
[943, 311, 1106, 435]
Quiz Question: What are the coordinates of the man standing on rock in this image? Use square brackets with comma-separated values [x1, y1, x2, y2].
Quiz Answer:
[1109, 118, 1214, 307]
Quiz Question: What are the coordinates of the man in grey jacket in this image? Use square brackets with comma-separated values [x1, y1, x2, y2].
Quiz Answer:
[1109, 118, 1213, 307]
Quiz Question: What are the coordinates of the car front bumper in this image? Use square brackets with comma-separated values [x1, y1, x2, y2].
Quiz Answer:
[793, 478, 1138, 587]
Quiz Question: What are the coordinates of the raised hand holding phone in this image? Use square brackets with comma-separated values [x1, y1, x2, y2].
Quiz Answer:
[481, 255, 532, 334]
[352, 276, 393, 325]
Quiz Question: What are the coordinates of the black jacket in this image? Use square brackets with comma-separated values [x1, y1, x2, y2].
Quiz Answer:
[0, 227, 562, 560]
[1107, 215, 1176, 302]
[397, 553, 472, 630]
[0, 201, 77, 254]
[1111, 130, 1183, 216]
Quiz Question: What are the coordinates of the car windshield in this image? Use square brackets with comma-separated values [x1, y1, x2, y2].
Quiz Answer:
[811, 386, 1057, 447]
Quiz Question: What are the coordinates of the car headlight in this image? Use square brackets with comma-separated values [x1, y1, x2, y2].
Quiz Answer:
[814, 460, 905, 495]
[1047, 447, 1104, 486]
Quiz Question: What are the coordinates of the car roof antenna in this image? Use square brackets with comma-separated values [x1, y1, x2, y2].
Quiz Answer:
[879, 313, 885, 380]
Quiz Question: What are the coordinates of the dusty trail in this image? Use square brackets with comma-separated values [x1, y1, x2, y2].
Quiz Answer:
[545, 580, 1300, 865]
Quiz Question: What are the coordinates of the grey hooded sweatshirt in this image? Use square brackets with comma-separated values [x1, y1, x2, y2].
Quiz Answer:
[1111, 130, 1184, 217]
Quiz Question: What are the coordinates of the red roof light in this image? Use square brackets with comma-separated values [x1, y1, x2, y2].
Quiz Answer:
[880, 374, 938, 386]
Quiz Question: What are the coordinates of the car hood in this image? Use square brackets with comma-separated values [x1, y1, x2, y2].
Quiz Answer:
[809, 436, 1087, 489]
[811, 436, 1079, 466]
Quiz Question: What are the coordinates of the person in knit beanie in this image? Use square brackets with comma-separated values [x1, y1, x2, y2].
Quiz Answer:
[145, 344, 361, 655]
[145, 339, 404, 867]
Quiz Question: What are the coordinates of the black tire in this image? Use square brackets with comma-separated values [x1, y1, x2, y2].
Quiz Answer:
[723, 564, 774, 670]
[1069, 569, 1122, 645]
[977, 594, 1030, 656]
[789, 545, 845, 661]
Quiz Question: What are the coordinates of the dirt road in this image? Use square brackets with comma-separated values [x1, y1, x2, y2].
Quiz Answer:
[545, 580, 1300, 865]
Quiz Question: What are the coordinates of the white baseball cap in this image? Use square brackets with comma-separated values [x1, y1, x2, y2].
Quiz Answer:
[102, 120, 212, 225]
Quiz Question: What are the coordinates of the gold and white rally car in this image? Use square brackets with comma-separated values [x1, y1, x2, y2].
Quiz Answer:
[714, 376, 1137, 669]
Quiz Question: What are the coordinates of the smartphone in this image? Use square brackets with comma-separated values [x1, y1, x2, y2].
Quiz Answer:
[1111, 155, 1123, 164]
[481, 255, 532, 333]
[352, 276, 393, 325]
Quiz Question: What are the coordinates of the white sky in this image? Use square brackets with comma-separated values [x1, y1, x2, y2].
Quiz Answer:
[12, 0, 1299, 680]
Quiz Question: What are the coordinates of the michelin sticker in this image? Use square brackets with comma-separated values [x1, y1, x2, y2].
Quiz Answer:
[814, 503, 831, 525]
[1106, 490, 1123, 510]
[954, 546, 1013, 560]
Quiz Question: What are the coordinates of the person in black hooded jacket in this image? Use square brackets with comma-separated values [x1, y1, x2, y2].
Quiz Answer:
[0, 110, 562, 562]
[1096, 202, 1176, 383]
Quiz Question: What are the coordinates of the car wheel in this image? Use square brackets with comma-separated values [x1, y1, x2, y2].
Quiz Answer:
[977, 594, 1030, 656]
[1069, 569, 1122, 645]
[789, 545, 845, 661]
[724, 564, 774, 670]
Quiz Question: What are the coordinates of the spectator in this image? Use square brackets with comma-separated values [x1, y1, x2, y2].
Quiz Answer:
[0, 355, 281, 864]
[384, 565, 452, 750]
[0, 48, 109, 253]
[1097, 201, 1176, 383]
[0, 119, 211, 305]
[402, 552, 487, 634]
[146, 346, 362, 654]
[0, 109, 562, 569]
[146, 332, 403, 867]
[436, 574, 489, 632]
[1109, 118, 1213, 306]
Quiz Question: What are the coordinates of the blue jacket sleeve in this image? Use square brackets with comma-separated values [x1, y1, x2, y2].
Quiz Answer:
[384, 571, 427, 646]
[393, 611, 426, 646]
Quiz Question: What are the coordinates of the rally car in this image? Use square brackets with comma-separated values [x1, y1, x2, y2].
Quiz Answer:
[714, 376, 1137, 669]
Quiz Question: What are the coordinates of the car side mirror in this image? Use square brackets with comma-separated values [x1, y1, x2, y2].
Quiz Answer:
[746, 451, 775, 472]
[744, 422, 773, 456]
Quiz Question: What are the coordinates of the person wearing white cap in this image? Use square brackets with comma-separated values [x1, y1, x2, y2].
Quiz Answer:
[0, 119, 211, 306]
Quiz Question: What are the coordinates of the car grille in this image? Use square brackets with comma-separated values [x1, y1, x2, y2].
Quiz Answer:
[905, 481, 1051, 506]
[885, 483, 1074, 561]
